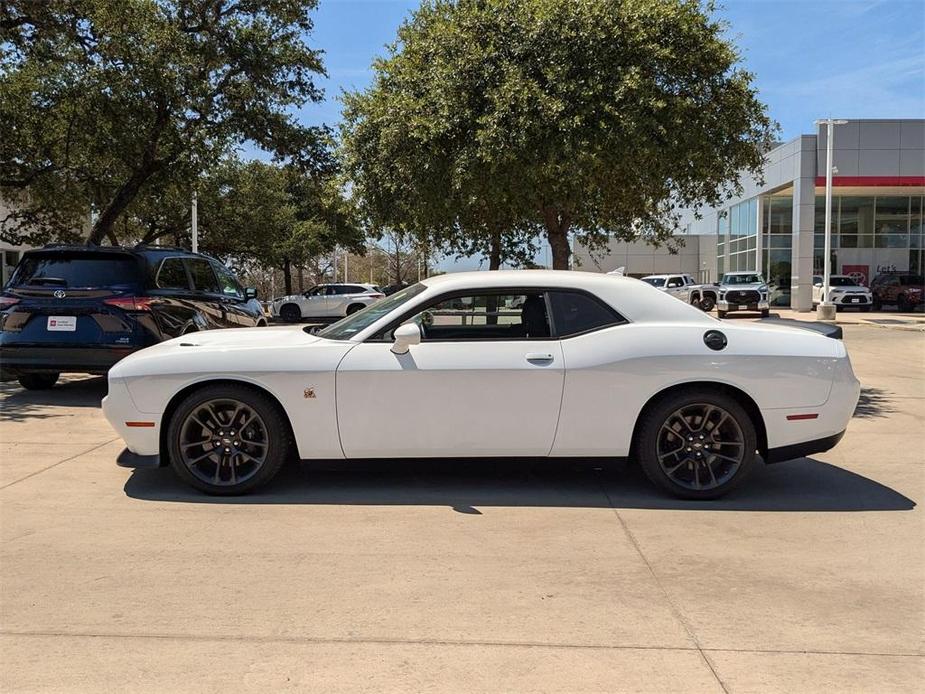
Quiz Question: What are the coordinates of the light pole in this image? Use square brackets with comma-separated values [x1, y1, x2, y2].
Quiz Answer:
[814, 118, 847, 320]
[191, 192, 198, 254]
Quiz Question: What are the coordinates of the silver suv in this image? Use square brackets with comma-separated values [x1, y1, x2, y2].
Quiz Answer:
[271, 283, 384, 323]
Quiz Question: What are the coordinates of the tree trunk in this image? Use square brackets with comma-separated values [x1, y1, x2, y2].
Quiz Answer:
[488, 230, 502, 270]
[86, 106, 169, 245]
[542, 207, 572, 270]
[298, 266, 304, 292]
[282, 258, 292, 296]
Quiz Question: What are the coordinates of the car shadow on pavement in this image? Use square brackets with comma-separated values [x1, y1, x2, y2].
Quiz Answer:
[0, 376, 107, 422]
[124, 455, 915, 513]
[853, 386, 895, 419]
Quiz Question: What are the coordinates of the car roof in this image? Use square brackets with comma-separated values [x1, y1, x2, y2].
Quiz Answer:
[399, 270, 711, 325]
[27, 244, 218, 263]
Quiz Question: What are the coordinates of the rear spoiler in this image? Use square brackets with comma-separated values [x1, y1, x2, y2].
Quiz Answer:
[767, 318, 842, 339]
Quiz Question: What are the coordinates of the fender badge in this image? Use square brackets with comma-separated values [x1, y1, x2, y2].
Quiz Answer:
[303, 387, 316, 399]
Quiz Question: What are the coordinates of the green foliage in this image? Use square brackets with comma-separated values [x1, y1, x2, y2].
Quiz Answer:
[193, 158, 364, 294]
[0, 0, 331, 246]
[342, 0, 778, 269]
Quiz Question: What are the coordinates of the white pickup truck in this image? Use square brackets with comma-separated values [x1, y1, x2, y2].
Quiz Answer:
[640, 274, 717, 312]
[639, 272, 771, 317]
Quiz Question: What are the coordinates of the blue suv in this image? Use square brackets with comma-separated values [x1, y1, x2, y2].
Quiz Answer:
[0, 245, 266, 390]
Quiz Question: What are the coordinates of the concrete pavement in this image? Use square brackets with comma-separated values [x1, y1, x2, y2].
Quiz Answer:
[1, 324, 923, 692]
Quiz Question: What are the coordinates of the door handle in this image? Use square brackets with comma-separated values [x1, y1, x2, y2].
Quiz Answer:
[525, 352, 554, 363]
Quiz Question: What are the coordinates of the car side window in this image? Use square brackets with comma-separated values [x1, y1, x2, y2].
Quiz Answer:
[186, 259, 220, 294]
[156, 257, 190, 290]
[381, 291, 550, 341]
[211, 262, 243, 298]
[667, 276, 682, 288]
[548, 291, 626, 338]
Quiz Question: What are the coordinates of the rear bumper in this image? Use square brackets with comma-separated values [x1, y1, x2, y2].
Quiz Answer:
[0, 345, 140, 375]
[765, 430, 846, 463]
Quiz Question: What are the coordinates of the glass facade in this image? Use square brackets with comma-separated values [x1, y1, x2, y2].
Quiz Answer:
[762, 195, 793, 307]
[813, 195, 925, 285]
[727, 198, 758, 272]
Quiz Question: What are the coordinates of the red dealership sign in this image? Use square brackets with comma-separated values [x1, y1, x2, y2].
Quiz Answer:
[843, 265, 869, 286]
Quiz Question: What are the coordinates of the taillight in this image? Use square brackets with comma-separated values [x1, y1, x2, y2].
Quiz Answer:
[0, 296, 20, 309]
[103, 296, 158, 311]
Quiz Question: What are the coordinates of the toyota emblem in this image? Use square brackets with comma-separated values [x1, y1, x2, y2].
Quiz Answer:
[53, 290, 66, 299]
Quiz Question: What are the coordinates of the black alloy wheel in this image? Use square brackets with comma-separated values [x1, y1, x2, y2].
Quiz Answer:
[637, 390, 757, 499]
[699, 295, 716, 312]
[167, 384, 289, 495]
[280, 303, 301, 323]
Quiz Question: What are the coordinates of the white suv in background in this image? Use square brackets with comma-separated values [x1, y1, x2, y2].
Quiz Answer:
[271, 284, 384, 322]
[812, 275, 872, 312]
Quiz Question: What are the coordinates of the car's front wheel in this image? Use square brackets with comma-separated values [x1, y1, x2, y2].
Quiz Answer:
[279, 303, 302, 322]
[699, 295, 716, 312]
[167, 384, 290, 495]
[18, 372, 59, 390]
[636, 389, 757, 500]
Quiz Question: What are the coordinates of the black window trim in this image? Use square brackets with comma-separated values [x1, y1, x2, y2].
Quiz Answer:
[364, 285, 628, 343]
[153, 256, 194, 291]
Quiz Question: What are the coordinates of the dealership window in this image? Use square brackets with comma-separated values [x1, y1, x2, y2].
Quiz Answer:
[763, 195, 792, 307]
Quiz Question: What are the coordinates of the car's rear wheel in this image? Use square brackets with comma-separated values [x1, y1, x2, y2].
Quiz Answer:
[637, 389, 757, 500]
[167, 384, 290, 495]
[279, 303, 301, 323]
[18, 372, 59, 390]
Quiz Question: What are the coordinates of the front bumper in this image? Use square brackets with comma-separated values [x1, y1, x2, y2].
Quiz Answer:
[717, 299, 769, 312]
[829, 293, 871, 307]
[102, 377, 162, 459]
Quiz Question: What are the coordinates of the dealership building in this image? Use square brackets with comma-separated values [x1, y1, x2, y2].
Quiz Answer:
[575, 118, 925, 311]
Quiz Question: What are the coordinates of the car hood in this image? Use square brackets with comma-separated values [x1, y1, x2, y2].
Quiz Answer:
[108, 325, 342, 379]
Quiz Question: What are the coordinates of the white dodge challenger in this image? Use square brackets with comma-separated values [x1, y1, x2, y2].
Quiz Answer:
[103, 270, 860, 499]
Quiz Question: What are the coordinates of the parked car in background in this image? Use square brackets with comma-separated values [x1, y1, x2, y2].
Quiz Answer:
[870, 272, 924, 312]
[640, 274, 719, 312]
[811, 275, 872, 311]
[270, 283, 384, 322]
[105, 270, 859, 500]
[714, 272, 770, 318]
[0, 245, 265, 390]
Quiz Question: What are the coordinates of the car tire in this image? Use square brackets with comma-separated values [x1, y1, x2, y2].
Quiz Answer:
[699, 295, 716, 312]
[717, 310, 727, 319]
[897, 294, 909, 312]
[636, 388, 758, 500]
[279, 303, 302, 323]
[760, 309, 769, 318]
[167, 383, 291, 496]
[18, 372, 60, 390]
[346, 303, 365, 315]
[872, 296, 882, 311]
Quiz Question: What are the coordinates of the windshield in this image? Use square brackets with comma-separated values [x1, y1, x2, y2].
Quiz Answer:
[10, 252, 141, 290]
[722, 274, 764, 285]
[641, 277, 666, 287]
[316, 283, 427, 340]
[830, 276, 858, 287]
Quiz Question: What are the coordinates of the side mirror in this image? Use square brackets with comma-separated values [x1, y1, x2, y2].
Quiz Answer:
[391, 322, 422, 355]
[245, 287, 258, 299]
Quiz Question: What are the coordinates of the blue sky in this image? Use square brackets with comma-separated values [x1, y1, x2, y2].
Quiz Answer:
[299, 0, 925, 140]
[286, 0, 925, 270]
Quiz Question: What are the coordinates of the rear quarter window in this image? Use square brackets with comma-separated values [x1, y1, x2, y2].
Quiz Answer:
[548, 291, 626, 337]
